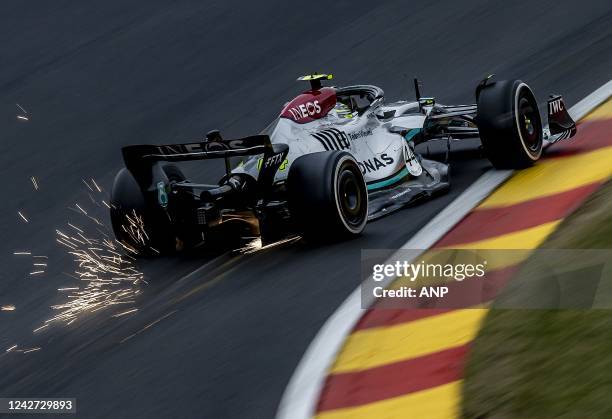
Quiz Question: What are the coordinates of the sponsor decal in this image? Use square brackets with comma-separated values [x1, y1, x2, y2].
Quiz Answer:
[549, 97, 564, 114]
[391, 188, 412, 200]
[358, 153, 394, 175]
[257, 158, 289, 171]
[286, 100, 322, 121]
[151, 139, 257, 156]
[312, 128, 351, 150]
[280, 87, 336, 123]
[154, 143, 210, 155]
[263, 152, 284, 169]
[311, 128, 373, 151]
[348, 129, 373, 141]
[403, 142, 422, 176]
[156, 181, 168, 208]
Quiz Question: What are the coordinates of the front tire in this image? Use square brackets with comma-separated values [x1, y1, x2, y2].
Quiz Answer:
[288, 151, 368, 241]
[477, 80, 543, 169]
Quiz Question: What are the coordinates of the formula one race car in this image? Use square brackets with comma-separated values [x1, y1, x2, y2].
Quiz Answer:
[110, 73, 577, 254]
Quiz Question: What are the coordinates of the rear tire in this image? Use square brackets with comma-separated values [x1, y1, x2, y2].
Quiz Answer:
[288, 151, 368, 241]
[477, 80, 543, 169]
[110, 166, 184, 256]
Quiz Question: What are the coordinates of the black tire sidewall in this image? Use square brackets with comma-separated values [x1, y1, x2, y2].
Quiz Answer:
[288, 151, 368, 239]
[332, 154, 368, 234]
[477, 80, 543, 169]
[512, 82, 542, 160]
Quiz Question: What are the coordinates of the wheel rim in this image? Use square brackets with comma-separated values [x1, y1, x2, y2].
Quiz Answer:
[517, 93, 541, 153]
[337, 164, 366, 229]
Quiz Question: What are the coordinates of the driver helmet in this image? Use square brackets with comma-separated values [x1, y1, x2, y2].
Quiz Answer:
[331, 102, 355, 119]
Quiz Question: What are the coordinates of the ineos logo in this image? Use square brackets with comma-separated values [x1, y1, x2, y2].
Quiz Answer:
[288, 100, 322, 120]
[153, 139, 254, 156]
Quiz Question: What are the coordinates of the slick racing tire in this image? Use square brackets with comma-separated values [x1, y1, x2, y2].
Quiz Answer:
[288, 151, 368, 241]
[477, 80, 543, 169]
[110, 165, 184, 256]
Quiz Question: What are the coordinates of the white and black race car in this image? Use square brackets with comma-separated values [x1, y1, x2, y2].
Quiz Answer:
[110, 73, 577, 254]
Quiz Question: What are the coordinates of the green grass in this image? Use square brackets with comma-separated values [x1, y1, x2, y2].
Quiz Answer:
[462, 180, 612, 418]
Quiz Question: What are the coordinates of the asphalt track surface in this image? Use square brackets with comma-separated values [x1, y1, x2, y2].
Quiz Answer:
[1, 1, 611, 418]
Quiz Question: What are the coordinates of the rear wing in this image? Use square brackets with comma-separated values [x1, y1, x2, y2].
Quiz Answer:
[122, 132, 288, 193]
[122, 134, 272, 170]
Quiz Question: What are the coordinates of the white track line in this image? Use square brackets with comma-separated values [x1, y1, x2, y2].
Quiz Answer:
[570, 80, 612, 121]
[276, 79, 612, 419]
